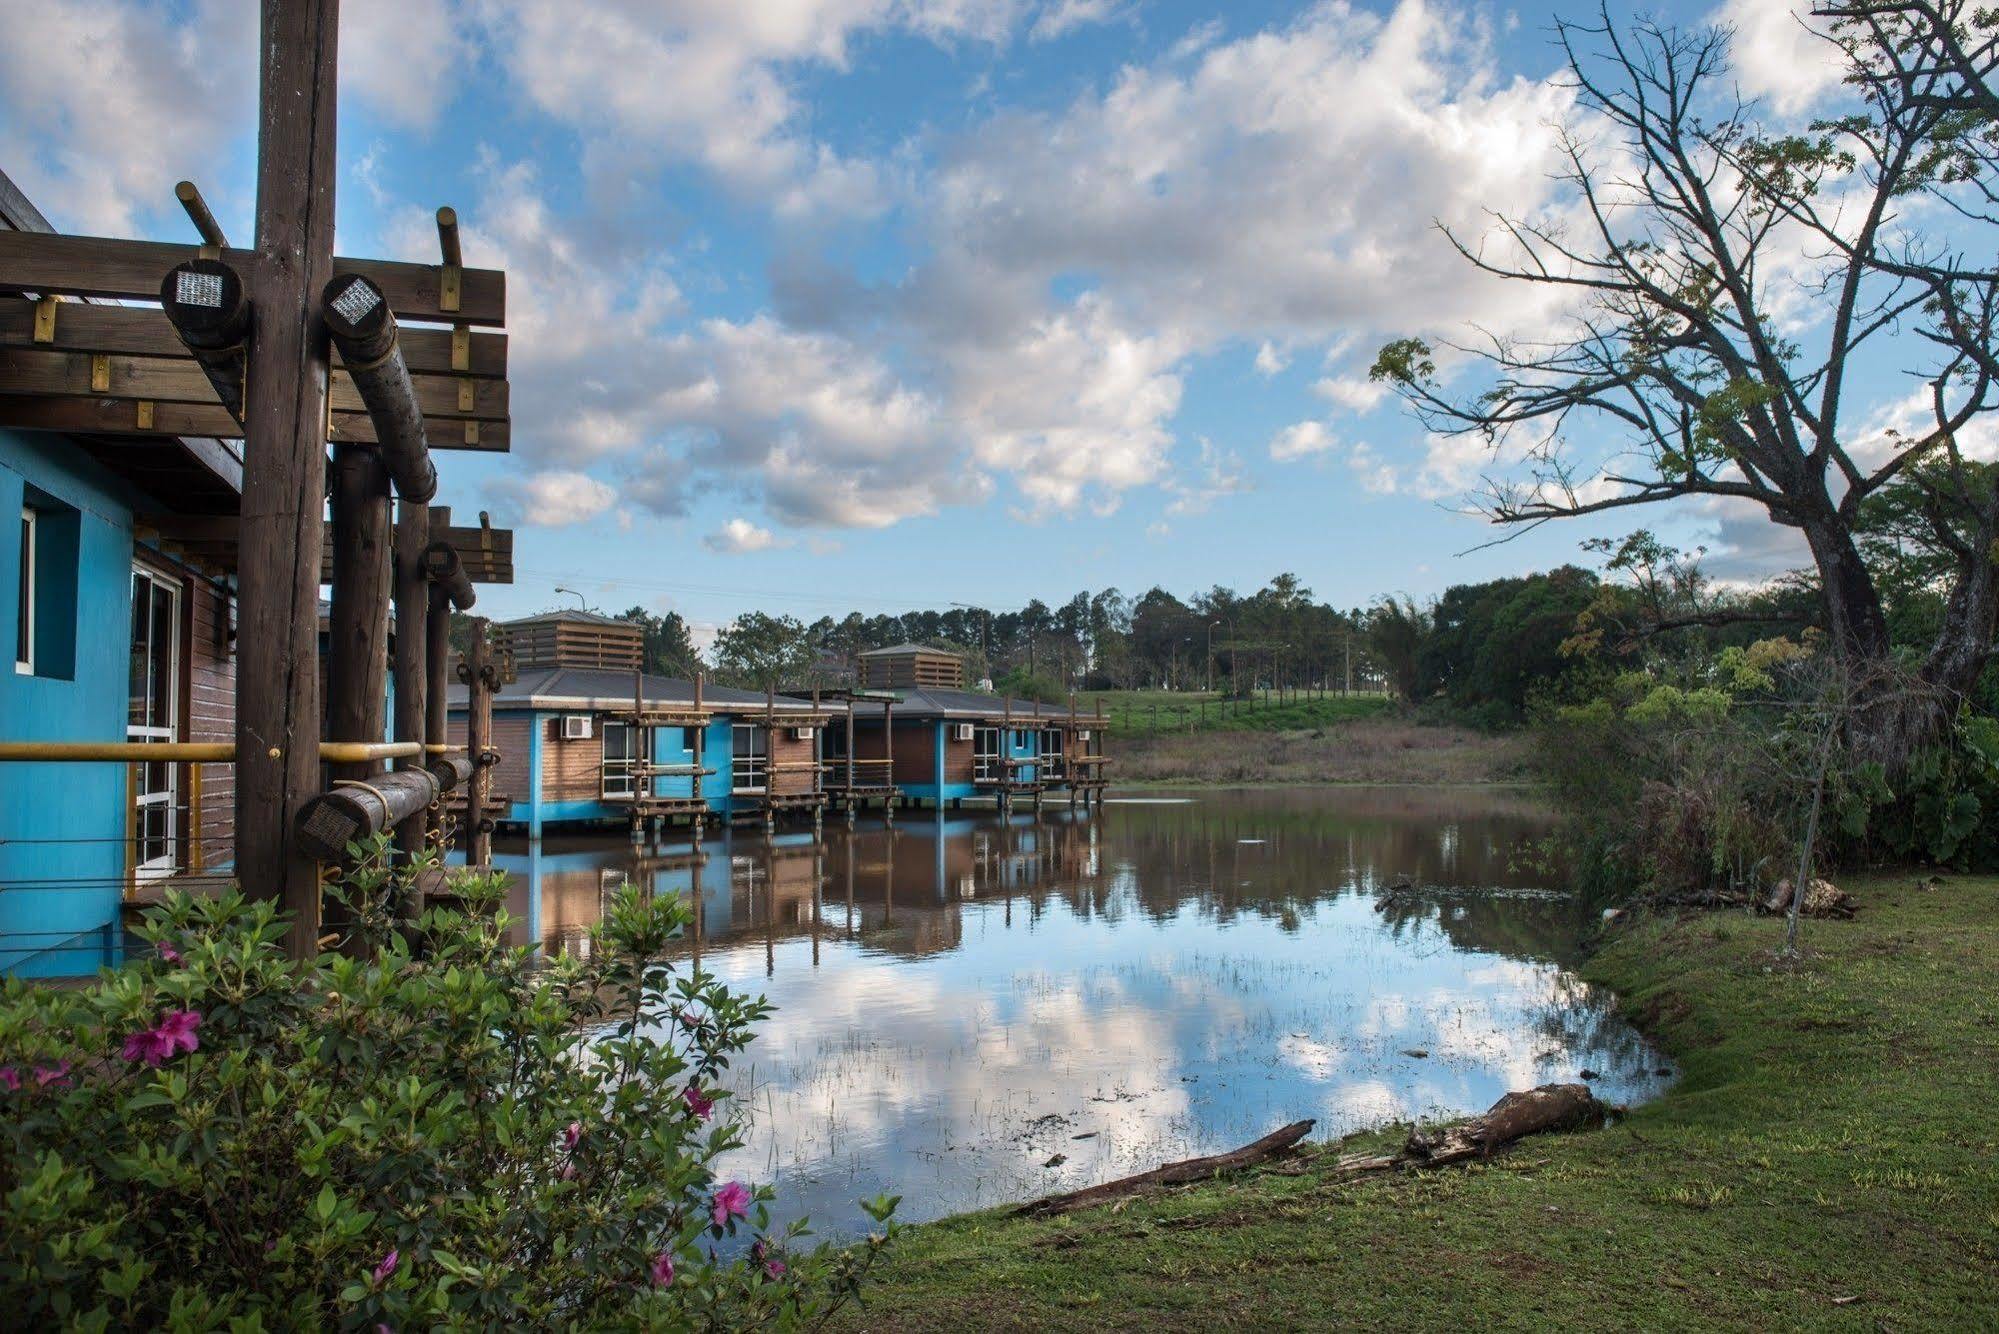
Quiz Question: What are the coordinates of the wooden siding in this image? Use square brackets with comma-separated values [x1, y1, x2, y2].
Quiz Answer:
[768, 726, 819, 798]
[448, 714, 530, 803]
[858, 649, 963, 690]
[542, 716, 606, 802]
[138, 546, 234, 875]
[498, 619, 642, 671]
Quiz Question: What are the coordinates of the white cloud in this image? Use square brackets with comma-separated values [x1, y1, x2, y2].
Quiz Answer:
[486, 469, 619, 526]
[703, 517, 790, 553]
[1711, 0, 1844, 117]
[1254, 341, 1290, 376]
[1163, 439, 1252, 516]
[1030, 0, 1126, 42]
[1270, 420, 1334, 461]
[342, 0, 473, 128]
[1313, 373, 1389, 414]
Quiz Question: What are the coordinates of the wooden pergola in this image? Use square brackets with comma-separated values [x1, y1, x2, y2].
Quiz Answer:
[0, 0, 518, 955]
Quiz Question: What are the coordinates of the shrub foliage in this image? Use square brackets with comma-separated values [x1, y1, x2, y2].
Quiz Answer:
[0, 842, 898, 1328]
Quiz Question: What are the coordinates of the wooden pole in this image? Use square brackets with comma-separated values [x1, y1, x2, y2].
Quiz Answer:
[462, 617, 493, 868]
[391, 497, 429, 855]
[320, 273, 437, 502]
[691, 673, 706, 846]
[424, 534, 451, 844]
[326, 445, 391, 781]
[237, 0, 340, 957]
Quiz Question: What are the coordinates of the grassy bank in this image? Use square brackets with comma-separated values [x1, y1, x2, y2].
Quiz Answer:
[1114, 715, 1533, 786]
[841, 876, 1999, 1330]
[1083, 689, 1396, 736]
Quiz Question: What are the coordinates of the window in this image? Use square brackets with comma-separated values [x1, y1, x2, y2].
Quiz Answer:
[1042, 727, 1064, 778]
[1013, 728, 1031, 749]
[602, 721, 637, 798]
[973, 725, 1001, 782]
[14, 507, 32, 674]
[129, 566, 181, 880]
[731, 723, 768, 794]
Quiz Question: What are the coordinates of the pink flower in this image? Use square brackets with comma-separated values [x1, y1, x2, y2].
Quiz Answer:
[562, 1120, 582, 1151]
[156, 943, 182, 965]
[558, 1161, 577, 1181]
[650, 1249, 676, 1286]
[766, 1258, 787, 1279]
[0, 1067, 18, 1092]
[678, 1011, 701, 1033]
[373, 1249, 398, 1284]
[681, 1084, 714, 1122]
[123, 1009, 202, 1067]
[158, 1009, 202, 1056]
[751, 1239, 786, 1279]
[33, 1061, 71, 1088]
[710, 1180, 752, 1228]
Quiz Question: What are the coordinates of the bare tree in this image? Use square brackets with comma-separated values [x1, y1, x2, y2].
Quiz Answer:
[1370, 6, 1998, 764]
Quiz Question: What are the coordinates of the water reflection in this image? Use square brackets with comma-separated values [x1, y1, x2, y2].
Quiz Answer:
[480, 787, 1667, 1236]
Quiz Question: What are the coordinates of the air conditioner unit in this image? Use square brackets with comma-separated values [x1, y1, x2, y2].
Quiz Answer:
[1077, 729, 1092, 741]
[792, 726, 815, 741]
[952, 723, 976, 742]
[561, 714, 593, 741]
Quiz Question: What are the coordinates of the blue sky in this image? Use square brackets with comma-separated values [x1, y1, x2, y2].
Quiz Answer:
[1, 0, 1873, 639]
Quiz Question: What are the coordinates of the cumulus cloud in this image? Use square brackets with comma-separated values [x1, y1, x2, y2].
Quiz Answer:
[1270, 420, 1334, 462]
[1711, 0, 1844, 117]
[1254, 341, 1291, 376]
[486, 469, 619, 526]
[703, 517, 790, 553]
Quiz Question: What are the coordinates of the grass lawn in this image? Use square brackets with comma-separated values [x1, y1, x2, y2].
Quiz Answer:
[1081, 689, 1394, 737]
[840, 874, 1999, 1330]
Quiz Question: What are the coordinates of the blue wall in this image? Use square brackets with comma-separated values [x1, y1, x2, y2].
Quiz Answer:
[0, 429, 139, 977]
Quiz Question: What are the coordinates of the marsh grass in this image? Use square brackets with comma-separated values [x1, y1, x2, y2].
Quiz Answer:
[1115, 718, 1534, 787]
[840, 874, 1999, 1329]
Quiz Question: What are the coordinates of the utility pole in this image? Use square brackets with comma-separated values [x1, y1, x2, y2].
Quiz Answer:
[236, 0, 340, 955]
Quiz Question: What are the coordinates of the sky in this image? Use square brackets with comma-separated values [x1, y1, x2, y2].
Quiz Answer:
[0, 0, 1876, 641]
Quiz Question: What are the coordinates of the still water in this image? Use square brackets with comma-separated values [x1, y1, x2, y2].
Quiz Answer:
[484, 786, 1667, 1237]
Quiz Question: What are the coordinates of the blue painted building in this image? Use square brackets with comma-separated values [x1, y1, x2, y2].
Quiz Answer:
[447, 664, 832, 838]
[0, 424, 242, 977]
[827, 687, 1109, 810]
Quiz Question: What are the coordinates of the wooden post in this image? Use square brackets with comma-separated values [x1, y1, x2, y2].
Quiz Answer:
[391, 497, 429, 853]
[462, 617, 493, 868]
[424, 545, 450, 844]
[691, 673, 705, 848]
[237, 0, 340, 957]
[883, 693, 894, 823]
[326, 445, 391, 781]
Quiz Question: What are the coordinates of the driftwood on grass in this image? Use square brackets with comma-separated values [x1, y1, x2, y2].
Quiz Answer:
[1760, 877, 1856, 920]
[1015, 1119, 1316, 1217]
[1015, 1083, 1610, 1218]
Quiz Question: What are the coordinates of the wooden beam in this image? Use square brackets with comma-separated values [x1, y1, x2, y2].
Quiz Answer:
[392, 496, 431, 859]
[0, 297, 508, 377]
[0, 345, 508, 419]
[159, 258, 250, 419]
[0, 392, 509, 451]
[0, 228, 505, 326]
[141, 512, 515, 584]
[237, 0, 338, 957]
[326, 445, 392, 781]
[322, 273, 437, 502]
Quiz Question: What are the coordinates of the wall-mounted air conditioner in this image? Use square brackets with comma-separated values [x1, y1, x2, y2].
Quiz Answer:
[952, 723, 976, 742]
[792, 726, 815, 741]
[562, 714, 593, 741]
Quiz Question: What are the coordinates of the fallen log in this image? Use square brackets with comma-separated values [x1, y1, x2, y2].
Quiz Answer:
[1015, 1119, 1315, 1217]
[1760, 877, 1856, 920]
[1013, 1083, 1611, 1219]
[1402, 1082, 1608, 1165]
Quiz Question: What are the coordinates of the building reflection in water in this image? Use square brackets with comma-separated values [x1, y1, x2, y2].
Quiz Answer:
[476, 787, 1669, 1238]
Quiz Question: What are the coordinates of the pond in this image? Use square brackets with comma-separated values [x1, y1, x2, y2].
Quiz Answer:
[480, 786, 1669, 1237]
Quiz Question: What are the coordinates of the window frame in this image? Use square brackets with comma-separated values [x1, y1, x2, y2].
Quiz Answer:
[973, 725, 1001, 782]
[15, 505, 33, 675]
[129, 564, 183, 881]
[601, 719, 637, 799]
[731, 723, 769, 795]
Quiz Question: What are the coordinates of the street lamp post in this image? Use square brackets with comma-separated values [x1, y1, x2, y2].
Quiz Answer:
[553, 586, 587, 612]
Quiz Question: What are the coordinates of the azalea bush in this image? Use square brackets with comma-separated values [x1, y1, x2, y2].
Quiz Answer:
[0, 838, 899, 1327]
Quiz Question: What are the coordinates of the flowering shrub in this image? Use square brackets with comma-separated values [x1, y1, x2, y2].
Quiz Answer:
[0, 839, 898, 1327]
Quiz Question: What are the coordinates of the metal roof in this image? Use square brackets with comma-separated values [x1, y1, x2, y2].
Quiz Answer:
[832, 686, 1094, 722]
[498, 608, 636, 629]
[446, 664, 817, 713]
[857, 642, 965, 658]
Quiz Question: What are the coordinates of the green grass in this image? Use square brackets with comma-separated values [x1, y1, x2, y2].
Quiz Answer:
[1084, 689, 1395, 737]
[842, 875, 1999, 1330]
